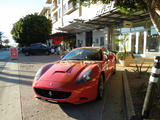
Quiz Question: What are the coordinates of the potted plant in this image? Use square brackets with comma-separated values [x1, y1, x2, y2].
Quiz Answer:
[115, 33, 134, 67]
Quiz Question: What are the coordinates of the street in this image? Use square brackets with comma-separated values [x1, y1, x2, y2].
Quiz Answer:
[0, 52, 124, 120]
[0, 50, 10, 60]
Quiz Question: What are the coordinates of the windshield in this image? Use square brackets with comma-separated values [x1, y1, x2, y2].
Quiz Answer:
[62, 48, 102, 61]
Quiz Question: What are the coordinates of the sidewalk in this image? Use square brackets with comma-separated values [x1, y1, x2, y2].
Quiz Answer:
[0, 60, 22, 120]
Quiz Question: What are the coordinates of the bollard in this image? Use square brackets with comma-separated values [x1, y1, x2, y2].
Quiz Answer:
[142, 56, 160, 118]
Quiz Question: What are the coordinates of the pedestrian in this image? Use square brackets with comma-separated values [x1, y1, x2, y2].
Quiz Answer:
[51, 46, 55, 54]
[56, 46, 60, 55]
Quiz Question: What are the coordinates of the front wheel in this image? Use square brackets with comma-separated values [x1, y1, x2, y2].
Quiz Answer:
[97, 74, 104, 99]
[113, 62, 116, 75]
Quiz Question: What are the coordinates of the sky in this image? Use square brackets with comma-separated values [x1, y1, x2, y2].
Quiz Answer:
[0, 0, 46, 46]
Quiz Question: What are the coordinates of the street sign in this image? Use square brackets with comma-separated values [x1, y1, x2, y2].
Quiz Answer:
[10, 48, 18, 58]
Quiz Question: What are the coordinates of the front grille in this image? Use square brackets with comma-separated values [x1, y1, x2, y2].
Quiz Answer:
[34, 88, 71, 99]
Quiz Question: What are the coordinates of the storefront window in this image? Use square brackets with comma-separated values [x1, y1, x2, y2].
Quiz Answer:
[131, 26, 144, 31]
[100, 37, 104, 46]
[146, 27, 160, 52]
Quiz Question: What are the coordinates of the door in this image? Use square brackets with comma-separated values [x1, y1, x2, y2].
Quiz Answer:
[86, 31, 92, 46]
[103, 48, 111, 82]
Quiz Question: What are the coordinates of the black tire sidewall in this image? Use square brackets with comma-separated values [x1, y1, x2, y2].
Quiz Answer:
[97, 74, 104, 99]
[25, 52, 29, 56]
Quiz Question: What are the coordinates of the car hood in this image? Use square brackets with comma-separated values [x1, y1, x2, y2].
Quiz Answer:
[36, 61, 101, 89]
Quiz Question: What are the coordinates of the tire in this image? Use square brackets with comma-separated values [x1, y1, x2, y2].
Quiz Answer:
[25, 51, 30, 56]
[45, 51, 49, 55]
[97, 74, 104, 100]
[113, 62, 116, 75]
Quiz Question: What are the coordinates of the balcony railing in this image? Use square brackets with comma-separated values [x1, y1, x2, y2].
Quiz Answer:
[52, 12, 58, 23]
[52, 0, 58, 11]
[65, 1, 77, 15]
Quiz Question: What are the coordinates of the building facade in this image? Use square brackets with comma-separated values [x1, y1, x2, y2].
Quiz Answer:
[41, 0, 160, 57]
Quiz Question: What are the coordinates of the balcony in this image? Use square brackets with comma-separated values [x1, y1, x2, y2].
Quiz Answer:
[40, 7, 50, 16]
[51, 0, 58, 11]
[46, 0, 52, 4]
[52, 12, 58, 24]
[65, 0, 77, 15]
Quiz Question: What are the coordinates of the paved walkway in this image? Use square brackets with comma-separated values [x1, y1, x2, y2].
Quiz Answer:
[0, 60, 21, 120]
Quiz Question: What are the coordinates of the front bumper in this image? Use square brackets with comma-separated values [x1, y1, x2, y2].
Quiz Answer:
[33, 83, 98, 104]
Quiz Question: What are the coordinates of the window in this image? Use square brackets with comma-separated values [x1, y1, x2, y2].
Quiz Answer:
[63, 4, 67, 14]
[58, 8, 61, 18]
[68, 0, 75, 10]
[100, 37, 104, 46]
[95, 38, 99, 44]
[147, 26, 160, 52]
[58, 0, 61, 4]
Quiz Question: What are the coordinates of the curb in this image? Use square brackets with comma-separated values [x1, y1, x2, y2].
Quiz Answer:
[122, 69, 136, 120]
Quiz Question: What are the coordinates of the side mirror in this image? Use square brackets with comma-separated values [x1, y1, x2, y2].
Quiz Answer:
[60, 55, 64, 59]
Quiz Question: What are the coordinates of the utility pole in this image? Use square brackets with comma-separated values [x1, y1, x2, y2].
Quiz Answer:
[142, 56, 160, 118]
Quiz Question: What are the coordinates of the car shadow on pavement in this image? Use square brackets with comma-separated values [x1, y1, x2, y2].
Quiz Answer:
[58, 99, 104, 120]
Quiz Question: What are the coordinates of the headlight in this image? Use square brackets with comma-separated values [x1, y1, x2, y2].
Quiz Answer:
[76, 70, 93, 85]
[34, 68, 43, 81]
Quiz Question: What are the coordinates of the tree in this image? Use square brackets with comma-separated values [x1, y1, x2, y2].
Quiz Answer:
[75, 0, 160, 35]
[11, 14, 52, 46]
[0, 32, 3, 46]
[3, 39, 9, 46]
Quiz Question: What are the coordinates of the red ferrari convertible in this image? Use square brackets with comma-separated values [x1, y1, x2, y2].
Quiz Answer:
[32, 47, 116, 104]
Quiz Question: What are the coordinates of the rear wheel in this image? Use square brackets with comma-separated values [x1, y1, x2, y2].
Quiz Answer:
[25, 51, 30, 56]
[97, 74, 104, 99]
[45, 51, 49, 55]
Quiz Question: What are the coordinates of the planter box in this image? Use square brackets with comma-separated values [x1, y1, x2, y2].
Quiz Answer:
[119, 54, 133, 67]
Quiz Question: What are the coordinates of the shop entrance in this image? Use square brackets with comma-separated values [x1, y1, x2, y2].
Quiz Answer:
[86, 31, 93, 46]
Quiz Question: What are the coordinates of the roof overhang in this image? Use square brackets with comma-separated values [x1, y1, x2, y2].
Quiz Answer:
[58, 9, 150, 33]
[50, 32, 76, 39]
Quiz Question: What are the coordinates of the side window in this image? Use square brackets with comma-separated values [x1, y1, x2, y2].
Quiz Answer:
[41, 45, 46, 49]
[103, 48, 109, 59]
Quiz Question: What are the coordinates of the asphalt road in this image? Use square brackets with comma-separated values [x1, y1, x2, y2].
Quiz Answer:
[0, 50, 10, 72]
[0, 53, 124, 120]
[0, 50, 10, 60]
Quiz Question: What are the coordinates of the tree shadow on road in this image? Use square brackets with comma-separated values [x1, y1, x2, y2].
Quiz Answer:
[0, 72, 34, 79]
[0, 75, 33, 86]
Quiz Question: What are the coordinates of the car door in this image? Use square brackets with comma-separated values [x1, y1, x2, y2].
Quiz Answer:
[40, 45, 47, 53]
[31, 44, 41, 54]
[102, 48, 111, 82]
